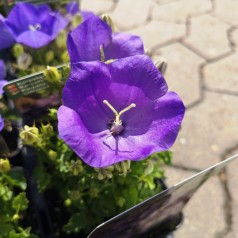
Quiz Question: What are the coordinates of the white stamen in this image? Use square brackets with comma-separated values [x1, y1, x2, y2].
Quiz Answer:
[103, 100, 136, 135]
[28, 23, 41, 31]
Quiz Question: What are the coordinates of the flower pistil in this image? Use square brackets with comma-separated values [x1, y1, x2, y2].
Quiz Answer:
[103, 100, 136, 135]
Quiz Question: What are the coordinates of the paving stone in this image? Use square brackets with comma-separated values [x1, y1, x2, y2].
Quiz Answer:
[110, 0, 155, 30]
[204, 52, 238, 93]
[164, 167, 225, 238]
[184, 14, 231, 60]
[163, 165, 195, 187]
[152, 0, 212, 23]
[152, 43, 204, 107]
[174, 175, 225, 238]
[128, 20, 186, 52]
[170, 91, 238, 170]
[231, 28, 238, 50]
[214, 0, 238, 26]
[154, 0, 179, 4]
[225, 152, 238, 238]
[80, 0, 115, 15]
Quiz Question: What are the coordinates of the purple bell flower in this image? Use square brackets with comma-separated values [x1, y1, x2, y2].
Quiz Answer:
[58, 55, 185, 168]
[0, 60, 7, 96]
[0, 114, 4, 132]
[67, 15, 145, 63]
[5, 3, 68, 49]
[0, 14, 15, 50]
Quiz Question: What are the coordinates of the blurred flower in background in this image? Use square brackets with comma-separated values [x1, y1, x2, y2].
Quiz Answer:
[0, 60, 7, 96]
[2, 3, 68, 49]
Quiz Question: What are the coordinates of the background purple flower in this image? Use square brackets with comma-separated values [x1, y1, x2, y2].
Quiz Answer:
[0, 60, 7, 95]
[58, 55, 185, 168]
[66, 1, 79, 15]
[5, 3, 68, 48]
[66, 1, 94, 21]
[0, 15, 15, 50]
[0, 114, 4, 132]
[67, 15, 145, 63]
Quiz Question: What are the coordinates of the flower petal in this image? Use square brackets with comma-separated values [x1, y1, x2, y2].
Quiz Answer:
[67, 15, 111, 63]
[81, 11, 95, 21]
[0, 15, 15, 50]
[106, 55, 168, 109]
[0, 114, 4, 132]
[104, 33, 145, 61]
[124, 91, 185, 152]
[62, 61, 113, 133]
[16, 31, 52, 48]
[48, 13, 68, 40]
[58, 106, 117, 167]
[0, 60, 5, 80]
[0, 80, 7, 96]
[66, 1, 79, 15]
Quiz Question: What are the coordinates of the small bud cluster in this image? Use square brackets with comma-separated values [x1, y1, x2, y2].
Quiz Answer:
[94, 160, 131, 180]
[19, 125, 39, 145]
[94, 166, 114, 180]
[67, 160, 84, 176]
[114, 160, 131, 175]
[0, 158, 10, 173]
[13, 44, 32, 70]
[44, 66, 61, 83]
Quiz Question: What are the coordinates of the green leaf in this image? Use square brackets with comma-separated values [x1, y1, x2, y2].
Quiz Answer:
[7, 169, 27, 190]
[0, 184, 13, 201]
[63, 213, 83, 233]
[9, 227, 38, 238]
[12, 192, 28, 211]
[144, 176, 156, 190]
[0, 222, 14, 235]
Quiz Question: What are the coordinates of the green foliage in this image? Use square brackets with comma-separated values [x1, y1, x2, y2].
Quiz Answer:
[0, 169, 36, 237]
[23, 114, 173, 237]
[12, 193, 28, 211]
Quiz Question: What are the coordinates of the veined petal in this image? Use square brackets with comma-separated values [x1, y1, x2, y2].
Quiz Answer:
[124, 92, 185, 150]
[58, 106, 120, 167]
[107, 55, 168, 104]
[105, 33, 145, 61]
[62, 61, 112, 133]
[67, 15, 112, 63]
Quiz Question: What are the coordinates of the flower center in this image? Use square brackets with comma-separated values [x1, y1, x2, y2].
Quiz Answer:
[103, 100, 136, 135]
[28, 23, 41, 31]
